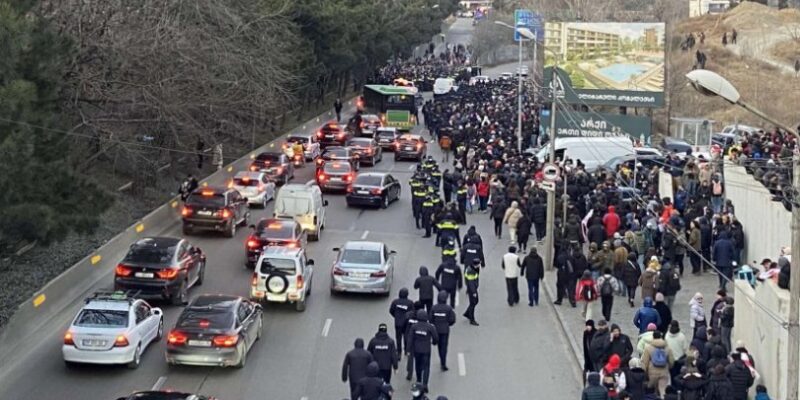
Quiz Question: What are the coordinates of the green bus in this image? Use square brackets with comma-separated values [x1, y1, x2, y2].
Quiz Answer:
[362, 85, 418, 128]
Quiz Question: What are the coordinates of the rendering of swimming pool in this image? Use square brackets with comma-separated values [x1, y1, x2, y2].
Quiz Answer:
[597, 63, 648, 83]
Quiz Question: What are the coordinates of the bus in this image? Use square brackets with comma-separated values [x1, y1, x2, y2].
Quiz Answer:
[362, 85, 418, 128]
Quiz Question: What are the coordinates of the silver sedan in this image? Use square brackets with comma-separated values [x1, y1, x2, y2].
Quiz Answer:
[330, 241, 395, 295]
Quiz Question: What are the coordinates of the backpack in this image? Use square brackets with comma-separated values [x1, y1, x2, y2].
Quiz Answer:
[581, 283, 596, 301]
[650, 347, 668, 368]
[669, 268, 681, 292]
[600, 278, 614, 297]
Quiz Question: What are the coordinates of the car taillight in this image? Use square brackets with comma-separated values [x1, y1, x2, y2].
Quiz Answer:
[360, 122, 365, 128]
[250, 165, 258, 171]
[276, 166, 284, 174]
[337, 132, 346, 139]
[251, 273, 258, 286]
[286, 241, 298, 248]
[333, 267, 347, 276]
[156, 269, 179, 280]
[416, 143, 423, 150]
[168, 330, 187, 346]
[63, 331, 74, 345]
[343, 174, 353, 182]
[371, 271, 387, 278]
[213, 334, 240, 348]
[318, 173, 327, 181]
[296, 274, 304, 289]
[346, 186, 354, 193]
[181, 207, 192, 217]
[317, 130, 324, 138]
[221, 209, 232, 219]
[365, 149, 372, 155]
[370, 188, 382, 195]
[115, 264, 133, 277]
[247, 237, 260, 249]
[114, 335, 130, 347]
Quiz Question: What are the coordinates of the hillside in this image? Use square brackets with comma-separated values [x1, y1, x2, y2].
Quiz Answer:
[667, 2, 800, 131]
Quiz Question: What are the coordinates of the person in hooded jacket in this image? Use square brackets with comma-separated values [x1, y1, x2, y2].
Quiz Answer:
[408, 309, 439, 391]
[622, 253, 642, 307]
[503, 200, 523, 245]
[414, 266, 442, 313]
[429, 291, 456, 371]
[725, 352, 754, 400]
[403, 301, 425, 380]
[638, 260, 659, 301]
[704, 364, 734, 400]
[554, 248, 576, 306]
[633, 297, 661, 334]
[491, 199, 507, 239]
[607, 324, 634, 366]
[582, 372, 611, 400]
[460, 236, 485, 270]
[354, 361, 393, 400]
[368, 323, 398, 384]
[624, 357, 647, 400]
[584, 320, 598, 379]
[705, 343, 729, 372]
[590, 320, 611, 371]
[653, 293, 672, 334]
[673, 358, 706, 400]
[389, 288, 415, 357]
[600, 354, 627, 397]
[690, 326, 708, 361]
[516, 211, 532, 253]
[435, 259, 462, 308]
[521, 248, 545, 306]
[641, 331, 674, 397]
[712, 232, 735, 290]
[530, 197, 547, 241]
[342, 338, 375, 400]
[688, 292, 706, 337]
[603, 205, 621, 238]
[463, 225, 483, 248]
[588, 217, 607, 248]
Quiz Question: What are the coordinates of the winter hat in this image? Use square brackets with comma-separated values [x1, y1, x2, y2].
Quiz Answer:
[597, 319, 608, 328]
[647, 323, 657, 332]
[628, 357, 642, 369]
[655, 293, 665, 302]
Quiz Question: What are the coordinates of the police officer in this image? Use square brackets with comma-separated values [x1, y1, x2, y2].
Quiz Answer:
[455, 181, 468, 224]
[353, 361, 393, 400]
[404, 301, 424, 381]
[463, 259, 481, 326]
[429, 291, 456, 371]
[440, 239, 458, 265]
[408, 309, 438, 392]
[462, 225, 483, 249]
[367, 323, 398, 384]
[342, 338, 374, 400]
[430, 166, 443, 189]
[442, 169, 454, 203]
[435, 257, 463, 308]
[436, 217, 460, 248]
[411, 176, 427, 229]
[421, 196, 435, 238]
[389, 288, 414, 357]
[414, 266, 441, 313]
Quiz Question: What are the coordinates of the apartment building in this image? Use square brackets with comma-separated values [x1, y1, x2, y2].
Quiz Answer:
[544, 22, 622, 62]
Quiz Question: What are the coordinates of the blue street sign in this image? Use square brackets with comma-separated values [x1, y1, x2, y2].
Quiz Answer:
[513, 9, 533, 42]
[530, 12, 544, 42]
[541, 109, 550, 117]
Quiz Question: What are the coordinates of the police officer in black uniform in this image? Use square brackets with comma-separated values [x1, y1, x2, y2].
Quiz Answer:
[404, 301, 424, 381]
[408, 309, 438, 392]
[455, 180, 468, 224]
[414, 266, 441, 313]
[411, 174, 427, 229]
[463, 259, 481, 326]
[421, 196, 435, 238]
[342, 338, 374, 400]
[353, 361, 393, 400]
[435, 257, 462, 308]
[389, 288, 414, 357]
[367, 323, 398, 384]
[429, 291, 456, 371]
[460, 236, 485, 270]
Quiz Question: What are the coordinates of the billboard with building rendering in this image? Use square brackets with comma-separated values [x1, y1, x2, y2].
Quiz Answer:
[543, 22, 665, 107]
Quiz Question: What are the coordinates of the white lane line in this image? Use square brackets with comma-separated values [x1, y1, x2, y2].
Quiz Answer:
[301, 397, 309, 400]
[321, 318, 333, 337]
[458, 353, 466, 376]
[408, 164, 416, 171]
[152, 376, 167, 391]
[361, 230, 369, 239]
[455, 291, 459, 307]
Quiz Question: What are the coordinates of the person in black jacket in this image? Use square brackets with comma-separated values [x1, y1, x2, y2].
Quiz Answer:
[621, 253, 641, 307]
[606, 324, 634, 365]
[583, 320, 598, 381]
[725, 353, 754, 400]
[389, 288, 415, 357]
[530, 198, 547, 241]
[462, 225, 483, 248]
[414, 266, 442, 312]
[435, 259, 462, 308]
[705, 364, 734, 400]
[460, 239, 485, 269]
[354, 361, 393, 400]
[342, 338, 374, 400]
[429, 291, 456, 371]
[587, 217, 606, 248]
[589, 319, 611, 371]
[624, 357, 647, 400]
[521, 248, 545, 306]
[463, 260, 480, 326]
[581, 372, 610, 400]
[673, 362, 706, 400]
[516, 212, 532, 253]
[408, 309, 439, 392]
[367, 324, 398, 384]
[403, 301, 425, 381]
[553, 248, 575, 306]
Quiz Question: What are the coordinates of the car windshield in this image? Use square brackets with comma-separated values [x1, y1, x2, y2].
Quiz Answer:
[186, 193, 225, 208]
[74, 309, 129, 327]
[256, 221, 294, 239]
[323, 163, 351, 174]
[124, 247, 175, 264]
[377, 131, 395, 138]
[325, 148, 348, 158]
[286, 136, 308, 144]
[177, 308, 233, 330]
[260, 258, 297, 274]
[256, 153, 282, 162]
[355, 175, 383, 186]
[350, 140, 372, 147]
[234, 177, 261, 187]
[275, 197, 312, 215]
[341, 249, 381, 266]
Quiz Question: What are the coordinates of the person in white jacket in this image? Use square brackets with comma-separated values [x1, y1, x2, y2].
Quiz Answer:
[665, 320, 689, 361]
[688, 292, 706, 337]
[501, 246, 521, 306]
[503, 201, 523, 246]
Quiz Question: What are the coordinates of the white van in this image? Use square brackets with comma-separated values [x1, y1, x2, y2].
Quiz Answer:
[433, 78, 457, 96]
[274, 182, 328, 241]
[535, 136, 634, 172]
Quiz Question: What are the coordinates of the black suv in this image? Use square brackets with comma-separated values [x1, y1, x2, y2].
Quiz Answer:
[182, 187, 249, 237]
[317, 121, 352, 147]
[114, 237, 206, 305]
[249, 152, 294, 185]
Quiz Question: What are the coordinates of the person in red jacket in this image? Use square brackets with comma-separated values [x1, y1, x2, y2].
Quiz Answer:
[476, 178, 490, 212]
[602, 205, 621, 238]
[575, 270, 598, 320]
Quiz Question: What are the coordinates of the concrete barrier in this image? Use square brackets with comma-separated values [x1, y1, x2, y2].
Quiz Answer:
[0, 100, 355, 365]
[724, 162, 791, 263]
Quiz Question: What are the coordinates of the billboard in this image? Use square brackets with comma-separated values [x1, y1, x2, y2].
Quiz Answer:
[540, 110, 652, 144]
[543, 22, 665, 107]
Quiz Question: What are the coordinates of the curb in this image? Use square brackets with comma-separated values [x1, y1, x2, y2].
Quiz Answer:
[542, 272, 584, 379]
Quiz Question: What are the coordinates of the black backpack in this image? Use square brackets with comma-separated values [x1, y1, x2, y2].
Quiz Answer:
[600, 278, 614, 297]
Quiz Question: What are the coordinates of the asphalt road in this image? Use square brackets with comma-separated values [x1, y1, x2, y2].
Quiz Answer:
[0, 24, 580, 400]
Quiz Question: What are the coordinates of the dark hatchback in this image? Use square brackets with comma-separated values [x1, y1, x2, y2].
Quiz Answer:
[394, 134, 426, 161]
[375, 128, 399, 151]
[316, 121, 352, 147]
[166, 294, 262, 368]
[348, 138, 382, 166]
[346, 173, 401, 209]
[181, 187, 249, 237]
[116, 391, 216, 400]
[249, 152, 293, 185]
[244, 218, 308, 267]
[316, 146, 360, 171]
[317, 161, 355, 192]
[114, 237, 206, 305]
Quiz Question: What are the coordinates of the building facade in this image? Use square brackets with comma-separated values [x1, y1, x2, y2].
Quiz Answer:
[544, 22, 622, 62]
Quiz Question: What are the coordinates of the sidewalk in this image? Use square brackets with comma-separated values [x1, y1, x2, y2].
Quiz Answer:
[541, 249, 722, 366]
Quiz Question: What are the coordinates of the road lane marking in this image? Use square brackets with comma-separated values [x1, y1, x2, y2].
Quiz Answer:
[152, 376, 167, 391]
[408, 165, 416, 171]
[301, 397, 309, 400]
[135, 223, 145, 233]
[90, 255, 102, 265]
[458, 353, 466, 376]
[455, 291, 459, 307]
[321, 318, 332, 337]
[32, 294, 46, 307]
[361, 230, 369, 239]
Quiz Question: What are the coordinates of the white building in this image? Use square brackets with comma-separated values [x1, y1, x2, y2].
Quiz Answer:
[689, 0, 731, 17]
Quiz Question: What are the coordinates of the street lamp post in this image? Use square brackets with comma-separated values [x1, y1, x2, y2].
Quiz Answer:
[494, 21, 535, 154]
[686, 69, 800, 400]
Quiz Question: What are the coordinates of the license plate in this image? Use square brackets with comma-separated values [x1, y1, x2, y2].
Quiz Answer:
[197, 210, 213, 216]
[325, 135, 334, 139]
[358, 190, 369, 195]
[188, 340, 212, 347]
[135, 272, 154, 278]
[330, 177, 341, 181]
[404, 146, 413, 150]
[82, 339, 107, 347]
[351, 272, 370, 278]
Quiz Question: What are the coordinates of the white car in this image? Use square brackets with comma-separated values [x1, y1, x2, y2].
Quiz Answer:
[515, 66, 529, 77]
[62, 292, 163, 369]
[286, 133, 321, 161]
[231, 171, 276, 208]
[250, 247, 314, 312]
[500, 72, 514, 80]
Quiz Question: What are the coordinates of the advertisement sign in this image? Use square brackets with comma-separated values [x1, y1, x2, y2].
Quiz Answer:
[514, 9, 543, 41]
[540, 110, 652, 144]
[543, 22, 665, 107]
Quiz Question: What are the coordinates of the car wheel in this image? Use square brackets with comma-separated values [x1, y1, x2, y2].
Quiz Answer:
[234, 342, 247, 369]
[381, 195, 389, 209]
[225, 220, 236, 238]
[127, 344, 141, 369]
[295, 297, 306, 312]
[196, 262, 205, 286]
[156, 318, 164, 340]
[255, 315, 263, 341]
[182, 224, 193, 236]
[172, 280, 188, 305]
[262, 197, 268, 209]
[64, 360, 77, 369]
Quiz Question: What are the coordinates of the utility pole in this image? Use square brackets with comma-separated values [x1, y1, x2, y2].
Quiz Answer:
[516, 36, 524, 154]
[543, 65, 558, 270]
[788, 154, 800, 400]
